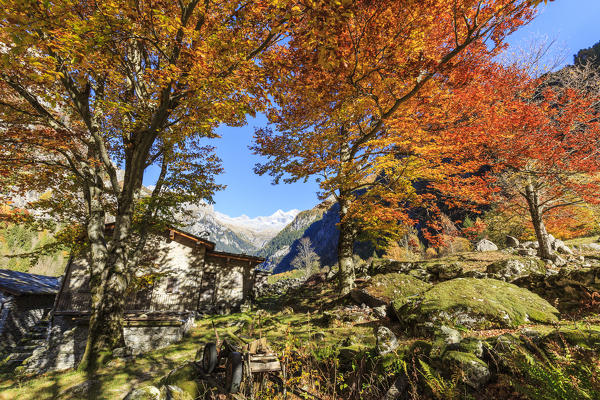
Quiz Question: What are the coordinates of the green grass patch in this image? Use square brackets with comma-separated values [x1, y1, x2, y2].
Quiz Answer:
[266, 268, 305, 284]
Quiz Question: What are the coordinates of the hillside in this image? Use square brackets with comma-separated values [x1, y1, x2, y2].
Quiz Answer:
[0, 223, 68, 277]
[258, 199, 337, 271]
[259, 198, 378, 273]
[2, 235, 600, 399]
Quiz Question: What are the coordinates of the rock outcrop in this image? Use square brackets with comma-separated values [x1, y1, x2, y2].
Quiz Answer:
[485, 257, 546, 282]
[398, 278, 559, 331]
[350, 273, 431, 309]
[376, 326, 399, 356]
[475, 239, 498, 252]
[512, 266, 600, 312]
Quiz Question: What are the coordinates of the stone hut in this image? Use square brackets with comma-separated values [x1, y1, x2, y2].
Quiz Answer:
[0, 269, 60, 350]
[30, 225, 264, 372]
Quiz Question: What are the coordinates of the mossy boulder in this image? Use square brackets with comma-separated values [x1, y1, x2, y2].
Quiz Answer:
[486, 257, 545, 282]
[124, 386, 162, 400]
[544, 327, 600, 350]
[375, 326, 399, 355]
[429, 326, 462, 358]
[351, 273, 431, 309]
[425, 262, 464, 280]
[159, 362, 200, 399]
[161, 385, 193, 400]
[399, 278, 559, 331]
[442, 351, 490, 389]
[369, 259, 415, 275]
[338, 344, 369, 366]
[457, 338, 484, 358]
[409, 340, 433, 357]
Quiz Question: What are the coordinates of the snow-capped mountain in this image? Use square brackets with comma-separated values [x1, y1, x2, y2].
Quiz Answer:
[214, 209, 300, 233]
[181, 204, 301, 253]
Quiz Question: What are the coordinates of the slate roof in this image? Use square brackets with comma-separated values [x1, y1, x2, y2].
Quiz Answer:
[0, 269, 61, 296]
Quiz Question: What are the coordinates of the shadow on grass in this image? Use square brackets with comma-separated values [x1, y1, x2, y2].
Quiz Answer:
[0, 326, 204, 400]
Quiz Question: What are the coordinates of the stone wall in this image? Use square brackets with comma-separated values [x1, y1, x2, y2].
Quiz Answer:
[22, 314, 196, 374]
[0, 293, 54, 348]
[0, 292, 13, 353]
[203, 255, 253, 313]
[21, 315, 87, 374]
[124, 316, 196, 355]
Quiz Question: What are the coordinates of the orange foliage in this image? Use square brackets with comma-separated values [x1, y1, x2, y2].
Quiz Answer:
[448, 63, 600, 245]
[253, 0, 540, 247]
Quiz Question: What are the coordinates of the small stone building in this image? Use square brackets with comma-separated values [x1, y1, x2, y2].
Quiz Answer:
[27, 225, 264, 372]
[0, 269, 60, 351]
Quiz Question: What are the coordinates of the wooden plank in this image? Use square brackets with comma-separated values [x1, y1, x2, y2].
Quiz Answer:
[249, 360, 281, 373]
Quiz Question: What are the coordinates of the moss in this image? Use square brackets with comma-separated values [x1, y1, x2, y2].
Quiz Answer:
[403, 278, 559, 330]
[442, 350, 487, 367]
[457, 338, 484, 357]
[545, 326, 600, 350]
[409, 340, 433, 357]
[429, 337, 449, 359]
[365, 273, 431, 302]
[338, 344, 369, 366]
[358, 273, 432, 313]
[159, 363, 200, 398]
[163, 386, 194, 400]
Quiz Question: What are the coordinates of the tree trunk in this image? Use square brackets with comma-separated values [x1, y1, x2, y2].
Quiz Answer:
[79, 269, 128, 372]
[337, 195, 356, 295]
[524, 183, 553, 260]
[78, 184, 136, 372]
[77, 124, 154, 371]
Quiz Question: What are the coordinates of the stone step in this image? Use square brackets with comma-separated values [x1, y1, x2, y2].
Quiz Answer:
[7, 351, 32, 359]
[14, 344, 39, 352]
[24, 332, 45, 340]
[20, 337, 45, 346]
[31, 326, 49, 333]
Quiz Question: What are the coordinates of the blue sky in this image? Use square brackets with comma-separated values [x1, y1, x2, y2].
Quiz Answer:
[155, 0, 600, 218]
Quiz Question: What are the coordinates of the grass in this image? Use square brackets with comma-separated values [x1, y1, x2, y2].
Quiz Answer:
[0, 308, 376, 399]
[0, 327, 200, 399]
[565, 235, 599, 246]
[266, 268, 306, 284]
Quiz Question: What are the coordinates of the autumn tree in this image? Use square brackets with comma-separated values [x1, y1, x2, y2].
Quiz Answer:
[252, 0, 541, 294]
[450, 62, 600, 259]
[0, 0, 287, 370]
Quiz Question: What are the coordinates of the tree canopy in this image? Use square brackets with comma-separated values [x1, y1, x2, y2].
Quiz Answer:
[0, 0, 287, 369]
[252, 0, 541, 292]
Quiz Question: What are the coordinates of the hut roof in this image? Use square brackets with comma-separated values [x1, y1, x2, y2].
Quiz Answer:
[0, 269, 61, 296]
